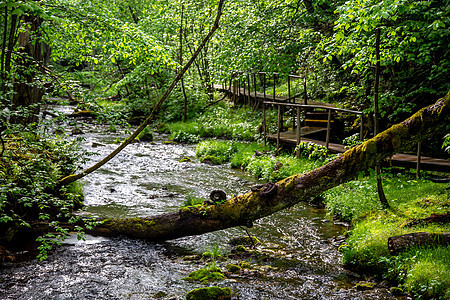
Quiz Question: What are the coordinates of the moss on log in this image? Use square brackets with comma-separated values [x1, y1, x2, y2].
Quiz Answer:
[87, 93, 449, 241]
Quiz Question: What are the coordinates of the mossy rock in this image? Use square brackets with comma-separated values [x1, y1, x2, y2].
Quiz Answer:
[238, 261, 252, 269]
[186, 286, 231, 300]
[234, 245, 249, 252]
[200, 155, 223, 165]
[389, 286, 404, 296]
[355, 281, 376, 291]
[136, 126, 154, 142]
[225, 264, 241, 273]
[183, 267, 225, 283]
[228, 236, 261, 246]
[179, 157, 192, 163]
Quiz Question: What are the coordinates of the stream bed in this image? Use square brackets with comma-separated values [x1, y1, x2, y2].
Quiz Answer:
[0, 107, 402, 299]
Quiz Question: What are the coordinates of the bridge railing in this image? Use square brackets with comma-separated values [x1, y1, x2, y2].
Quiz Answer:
[262, 100, 364, 151]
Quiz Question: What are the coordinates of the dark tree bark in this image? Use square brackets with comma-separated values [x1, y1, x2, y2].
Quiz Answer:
[11, 12, 43, 125]
[373, 28, 389, 208]
[80, 93, 448, 241]
[388, 232, 450, 255]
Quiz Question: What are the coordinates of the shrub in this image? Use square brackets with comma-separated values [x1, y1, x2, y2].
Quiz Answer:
[295, 142, 329, 161]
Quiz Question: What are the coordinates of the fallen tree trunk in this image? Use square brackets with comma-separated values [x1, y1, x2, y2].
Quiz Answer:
[405, 212, 450, 228]
[85, 92, 449, 241]
[388, 232, 450, 255]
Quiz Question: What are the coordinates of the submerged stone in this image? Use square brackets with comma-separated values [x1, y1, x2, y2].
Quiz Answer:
[228, 235, 261, 246]
[225, 264, 241, 273]
[185, 286, 231, 300]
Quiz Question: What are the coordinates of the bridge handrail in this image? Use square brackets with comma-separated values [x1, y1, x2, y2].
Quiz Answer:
[263, 101, 363, 115]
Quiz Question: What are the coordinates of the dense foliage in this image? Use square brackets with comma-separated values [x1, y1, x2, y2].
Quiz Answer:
[0, 0, 448, 297]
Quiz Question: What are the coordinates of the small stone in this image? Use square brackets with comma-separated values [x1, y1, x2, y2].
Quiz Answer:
[153, 291, 167, 298]
[183, 255, 202, 261]
[92, 142, 106, 148]
[71, 128, 84, 135]
[225, 264, 241, 273]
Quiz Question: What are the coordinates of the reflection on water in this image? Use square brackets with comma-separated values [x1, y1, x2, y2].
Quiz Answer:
[0, 106, 399, 299]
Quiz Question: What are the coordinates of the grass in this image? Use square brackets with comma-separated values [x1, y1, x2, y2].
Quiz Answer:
[333, 177, 449, 298]
[195, 139, 323, 182]
[161, 103, 277, 142]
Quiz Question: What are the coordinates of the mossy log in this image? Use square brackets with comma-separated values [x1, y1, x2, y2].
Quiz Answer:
[85, 93, 449, 241]
[388, 232, 450, 255]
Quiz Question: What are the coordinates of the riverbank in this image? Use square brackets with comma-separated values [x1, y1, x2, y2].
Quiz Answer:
[186, 137, 449, 298]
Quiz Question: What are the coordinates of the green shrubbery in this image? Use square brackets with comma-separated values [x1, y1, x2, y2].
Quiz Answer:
[195, 140, 324, 182]
[0, 133, 95, 260]
[162, 104, 276, 142]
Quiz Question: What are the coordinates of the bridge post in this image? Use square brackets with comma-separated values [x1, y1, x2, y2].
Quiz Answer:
[326, 109, 332, 149]
[253, 73, 257, 109]
[289, 75, 295, 129]
[416, 141, 422, 179]
[360, 114, 364, 140]
[296, 106, 301, 158]
[247, 73, 251, 106]
[277, 104, 281, 149]
[263, 73, 267, 146]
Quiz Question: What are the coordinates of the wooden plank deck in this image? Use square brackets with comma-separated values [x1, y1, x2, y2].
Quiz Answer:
[267, 131, 450, 173]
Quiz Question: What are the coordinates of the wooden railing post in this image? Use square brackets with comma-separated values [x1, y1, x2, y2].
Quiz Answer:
[273, 73, 276, 101]
[296, 106, 301, 158]
[253, 73, 257, 109]
[417, 141, 422, 179]
[277, 104, 281, 149]
[242, 77, 247, 105]
[360, 114, 364, 140]
[247, 73, 251, 106]
[303, 75, 308, 105]
[263, 73, 267, 146]
[326, 108, 332, 149]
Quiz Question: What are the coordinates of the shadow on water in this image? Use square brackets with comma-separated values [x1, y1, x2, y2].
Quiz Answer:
[0, 106, 402, 299]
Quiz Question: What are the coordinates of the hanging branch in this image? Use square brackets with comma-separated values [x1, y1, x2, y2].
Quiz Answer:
[58, 0, 225, 186]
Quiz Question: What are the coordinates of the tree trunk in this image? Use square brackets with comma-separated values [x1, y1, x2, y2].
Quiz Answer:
[373, 27, 389, 208]
[11, 12, 43, 125]
[83, 93, 449, 242]
[388, 232, 450, 255]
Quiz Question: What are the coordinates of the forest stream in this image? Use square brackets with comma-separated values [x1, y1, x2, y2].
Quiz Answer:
[0, 106, 403, 299]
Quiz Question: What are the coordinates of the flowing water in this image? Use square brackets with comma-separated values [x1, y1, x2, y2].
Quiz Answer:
[0, 106, 402, 299]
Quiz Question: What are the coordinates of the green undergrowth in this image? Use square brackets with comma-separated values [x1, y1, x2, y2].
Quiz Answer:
[161, 104, 277, 142]
[333, 176, 449, 299]
[0, 132, 96, 260]
[195, 140, 324, 182]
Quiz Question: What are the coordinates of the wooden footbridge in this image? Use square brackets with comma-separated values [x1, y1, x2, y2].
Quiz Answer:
[214, 72, 450, 174]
